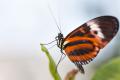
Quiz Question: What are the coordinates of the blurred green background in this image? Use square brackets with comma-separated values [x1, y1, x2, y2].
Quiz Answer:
[0, 0, 120, 80]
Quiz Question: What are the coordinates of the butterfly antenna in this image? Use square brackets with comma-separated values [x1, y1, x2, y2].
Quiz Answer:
[55, 53, 66, 72]
[47, 3, 62, 33]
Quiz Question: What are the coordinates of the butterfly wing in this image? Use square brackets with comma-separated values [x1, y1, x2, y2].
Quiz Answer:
[63, 16, 119, 73]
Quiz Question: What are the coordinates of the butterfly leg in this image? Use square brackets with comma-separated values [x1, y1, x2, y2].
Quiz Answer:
[55, 52, 66, 72]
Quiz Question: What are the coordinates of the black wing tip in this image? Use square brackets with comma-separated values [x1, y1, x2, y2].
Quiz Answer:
[102, 15, 119, 36]
[103, 15, 119, 26]
[97, 15, 119, 27]
[93, 15, 119, 39]
[95, 15, 119, 22]
[105, 15, 119, 33]
[96, 15, 118, 19]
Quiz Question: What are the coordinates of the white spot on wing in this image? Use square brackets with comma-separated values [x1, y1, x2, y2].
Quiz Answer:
[87, 21, 105, 39]
[63, 41, 69, 46]
[63, 41, 69, 50]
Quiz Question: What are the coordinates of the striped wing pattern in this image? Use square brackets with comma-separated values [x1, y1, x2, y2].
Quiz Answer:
[63, 16, 119, 73]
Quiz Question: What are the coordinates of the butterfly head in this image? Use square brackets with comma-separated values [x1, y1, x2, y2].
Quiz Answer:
[58, 33, 64, 40]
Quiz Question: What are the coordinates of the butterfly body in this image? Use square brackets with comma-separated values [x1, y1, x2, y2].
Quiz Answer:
[56, 16, 119, 73]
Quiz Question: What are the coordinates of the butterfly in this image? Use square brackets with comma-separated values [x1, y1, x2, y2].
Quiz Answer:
[55, 16, 119, 74]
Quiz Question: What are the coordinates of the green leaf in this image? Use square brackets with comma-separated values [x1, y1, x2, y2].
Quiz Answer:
[92, 57, 120, 80]
[40, 44, 61, 80]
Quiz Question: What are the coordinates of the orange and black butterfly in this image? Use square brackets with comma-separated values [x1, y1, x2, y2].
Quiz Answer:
[55, 16, 119, 73]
